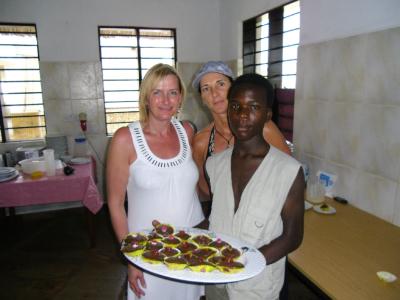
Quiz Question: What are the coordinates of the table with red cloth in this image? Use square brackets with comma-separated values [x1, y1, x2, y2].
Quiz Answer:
[0, 161, 103, 246]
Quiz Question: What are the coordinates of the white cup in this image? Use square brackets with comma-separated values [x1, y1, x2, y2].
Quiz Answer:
[306, 179, 325, 204]
[43, 149, 56, 176]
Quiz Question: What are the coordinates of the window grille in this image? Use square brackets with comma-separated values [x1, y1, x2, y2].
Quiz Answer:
[243, 1, 300, 89]
[98, 26, 176, 135]
[0, 24, 46, 142]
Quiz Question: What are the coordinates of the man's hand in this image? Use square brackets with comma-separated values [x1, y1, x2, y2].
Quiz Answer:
[128, 264, 146, 298]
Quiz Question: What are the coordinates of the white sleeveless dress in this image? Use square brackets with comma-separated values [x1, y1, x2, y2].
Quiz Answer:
[127, 118, 204, 300]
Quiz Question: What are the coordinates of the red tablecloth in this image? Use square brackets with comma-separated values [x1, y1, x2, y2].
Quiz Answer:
[0, 162, 103, 214]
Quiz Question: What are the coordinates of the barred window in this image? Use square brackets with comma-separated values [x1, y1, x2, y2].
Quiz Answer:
[0, 24, 46, 142]
[98, 27, 176, 135]
[243, 1, 300, 89]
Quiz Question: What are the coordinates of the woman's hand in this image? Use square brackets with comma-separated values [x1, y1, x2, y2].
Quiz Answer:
[128, 264, 146, 298]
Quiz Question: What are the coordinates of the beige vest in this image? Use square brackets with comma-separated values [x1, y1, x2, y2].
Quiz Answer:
[206, 146, 300, 300]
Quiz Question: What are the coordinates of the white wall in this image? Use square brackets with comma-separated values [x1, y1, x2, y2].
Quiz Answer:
[219, 0, 288, 60]
[219, 0, 400, 59]
[292, 0, 400, 225]
[301, 0, 400, 45]
[0, 0, 222, 62]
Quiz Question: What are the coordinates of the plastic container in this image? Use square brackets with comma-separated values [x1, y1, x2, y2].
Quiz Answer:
[43, 149, 56, 176]
[73, 137, 89, 158]
[19, 157, 47, 174]
[305, 176, 325, 204]
[45, 135, 68, 159]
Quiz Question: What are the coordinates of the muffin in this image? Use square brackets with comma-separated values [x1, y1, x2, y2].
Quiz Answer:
[124, 233, 148, 245]
[186, 255, 215, 273]
[121, 243, 145, 257]
[145, 241, 164, 251]
[146, 231, 163, 242]
[208, 238, 230, 250]
[161, 235, 181, 247]
[159, 247, 180, 258]
[221, 246, 241, 260]
[216, 260, 245, 274]
[142, 250, 166, 264]
[164, 255, 188, 270]
[208, 255, 227, 265]
[177, 241, 198, 254]
[191, 234, 213, 247]
[152, 220, 174, 236]
[174, 230, 191, 241]
[191, 247, 217, 259]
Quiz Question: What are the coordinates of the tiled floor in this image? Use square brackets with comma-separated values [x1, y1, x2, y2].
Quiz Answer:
[0, 207, 321, 300]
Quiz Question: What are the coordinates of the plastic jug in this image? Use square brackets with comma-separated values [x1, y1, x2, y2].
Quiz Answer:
[73, 137, 89, 157]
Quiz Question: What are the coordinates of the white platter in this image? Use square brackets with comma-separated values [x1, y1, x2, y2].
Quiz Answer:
[70, 157, 91, 165]
[313, 203, 336, 215]
[123, 228, 266, 284]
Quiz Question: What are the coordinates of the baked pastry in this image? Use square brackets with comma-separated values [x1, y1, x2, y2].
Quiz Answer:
[164, 255, 188, 270]
[174, 230, 191, 241]
[208, 255, 227, 265]
[208, 255, 245, 273]
[142, 250, 166, 264]
[320, 203, 330, 211]
[161, 235, 181, 247]
[191, 234, 213, 246]
[147, 231, 163, 241]
[186, 255, 215, 273]
[124, 233, 148, 245]
[159, 247, 180, 257]
[191, 247, 217, 259]
[121, 243, 145, 257]
[145, 241, 163, 251]
[152, 220, 174, 236]
[221, 246, 241, 260]
[177, 241, 198, 254]
[216, 260, 245, 274]
[209, 238, 230, 250]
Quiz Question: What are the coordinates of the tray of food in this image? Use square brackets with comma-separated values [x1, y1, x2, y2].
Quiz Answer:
[121, 221, 266, 283]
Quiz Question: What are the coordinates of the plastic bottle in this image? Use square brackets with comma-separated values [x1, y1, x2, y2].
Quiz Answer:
[5, 151, 14, 167]
[73, 137, 89, 158]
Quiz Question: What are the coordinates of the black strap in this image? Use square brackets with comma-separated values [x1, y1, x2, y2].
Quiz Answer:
[206, 126, 215, 159]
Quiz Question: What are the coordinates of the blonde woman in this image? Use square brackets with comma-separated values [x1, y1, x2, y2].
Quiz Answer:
[107, 64, 204, 299]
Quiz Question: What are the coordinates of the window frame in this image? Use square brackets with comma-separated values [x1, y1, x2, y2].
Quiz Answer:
[0, 23, 46, 143]
[242, 0, 300, 89]
[98, 26, 177, 136]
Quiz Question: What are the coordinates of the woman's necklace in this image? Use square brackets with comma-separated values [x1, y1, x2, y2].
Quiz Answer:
[214, 126, 234, 147]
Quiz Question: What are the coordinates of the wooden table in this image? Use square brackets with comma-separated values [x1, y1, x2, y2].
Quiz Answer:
[289, 199, 400, 300]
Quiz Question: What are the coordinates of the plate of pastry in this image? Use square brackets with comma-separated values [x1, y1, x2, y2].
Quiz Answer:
[121, 221, 266, 283]
[313, 203, 336, 215]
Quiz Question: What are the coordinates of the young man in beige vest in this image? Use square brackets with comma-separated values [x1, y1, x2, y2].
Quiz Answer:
[205, 73, 304, 300]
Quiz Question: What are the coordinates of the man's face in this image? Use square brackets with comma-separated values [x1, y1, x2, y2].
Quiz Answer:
[228, 84, 271, 141]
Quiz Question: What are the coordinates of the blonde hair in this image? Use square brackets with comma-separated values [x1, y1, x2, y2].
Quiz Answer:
[139, 63, 186, 122]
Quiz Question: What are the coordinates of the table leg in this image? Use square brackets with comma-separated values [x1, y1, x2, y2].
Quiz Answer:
[85, 208, 96, 248]
[287, 262, 331, 299]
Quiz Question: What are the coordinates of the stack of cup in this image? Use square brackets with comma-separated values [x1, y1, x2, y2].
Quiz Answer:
[43, 149, 56, 176]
